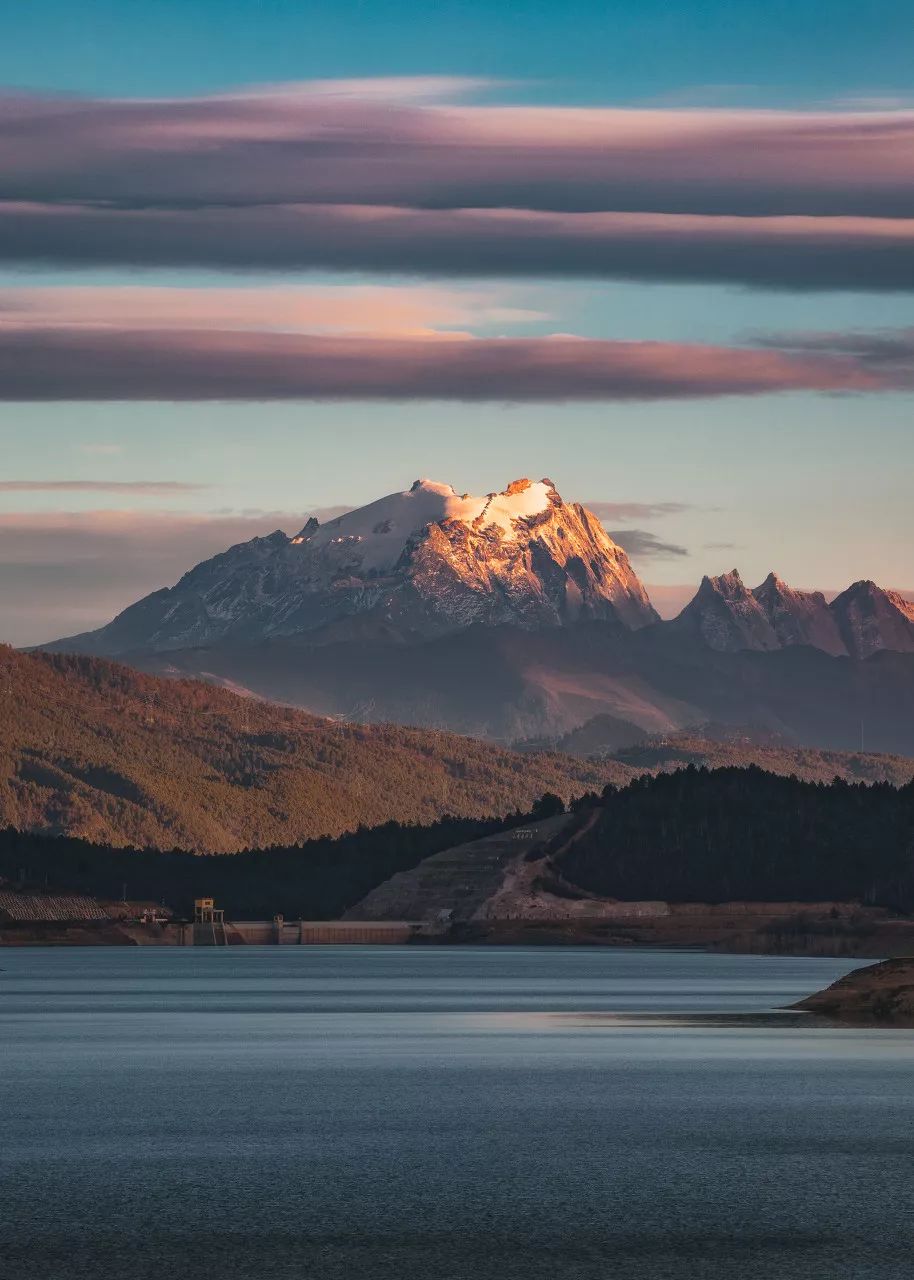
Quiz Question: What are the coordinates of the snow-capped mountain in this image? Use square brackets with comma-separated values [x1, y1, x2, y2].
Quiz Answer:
[50, 478, 658, 655]
[672, 570, 914, 659]
[39, 481, 914, 751]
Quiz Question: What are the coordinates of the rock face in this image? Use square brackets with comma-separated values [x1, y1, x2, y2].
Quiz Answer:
[671, 570, 782, 653]
[672, 570, 914, 659]
[830, 581, 914, 659]
[47, 478, 658, 655]
[752, 573, 847, 656]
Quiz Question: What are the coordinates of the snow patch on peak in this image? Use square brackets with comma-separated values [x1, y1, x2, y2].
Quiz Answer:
[302, 477, 555, 574]
[410, 478, 458, 497]
[473, 479, 553, 534]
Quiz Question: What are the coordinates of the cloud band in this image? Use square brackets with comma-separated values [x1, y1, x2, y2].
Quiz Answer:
[0, 328, 900, 401]
[1, 84, 913, 289]
[2, 204, 912, 291]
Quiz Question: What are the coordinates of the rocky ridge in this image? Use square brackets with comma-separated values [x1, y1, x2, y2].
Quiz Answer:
[673, 569, 914, 658]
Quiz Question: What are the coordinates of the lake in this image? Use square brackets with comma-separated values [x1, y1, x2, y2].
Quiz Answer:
[2, 946, 913, 1279]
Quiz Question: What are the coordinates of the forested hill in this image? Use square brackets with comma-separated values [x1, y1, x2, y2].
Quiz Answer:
[0, 813, 522, 920]
[557, 768, 914, 908]
[547, 720, 914, 787]
[0, 648, 634, 851]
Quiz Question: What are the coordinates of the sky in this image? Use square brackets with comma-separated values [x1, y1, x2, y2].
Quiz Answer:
[1, 0, 913, 645]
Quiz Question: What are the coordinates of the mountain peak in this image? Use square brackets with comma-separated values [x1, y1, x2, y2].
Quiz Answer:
[830, 580, 914, 658]
[676, 569, 777, 652]
[697, 570, 747, 600]
[755, 571, 785, 594]
[409, 477, 457, 496]
[679, 568, 847, 656]
[841, 578, 879, 596]
[47, 475, 658, 655]
[677, 569, 913, 659]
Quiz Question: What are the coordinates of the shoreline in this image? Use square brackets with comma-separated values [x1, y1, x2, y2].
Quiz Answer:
[792, 957, 914, 1026]
[0, 911, 904, 960]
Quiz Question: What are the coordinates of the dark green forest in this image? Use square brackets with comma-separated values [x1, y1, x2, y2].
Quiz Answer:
[6, 768, 914, 918]
[557, 767, 914, 908]
[0, 811, 528, 919]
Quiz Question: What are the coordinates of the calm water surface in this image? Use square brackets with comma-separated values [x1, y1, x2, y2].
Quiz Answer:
[2, 946, 913, 1279]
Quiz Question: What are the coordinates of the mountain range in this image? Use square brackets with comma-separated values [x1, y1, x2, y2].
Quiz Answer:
[674, 569, 914, 658]
[40, 477, 914, 752]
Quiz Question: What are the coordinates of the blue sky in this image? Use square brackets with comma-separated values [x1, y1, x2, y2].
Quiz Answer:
[1, 0, 913, 643]
[3, 0, 912, 102]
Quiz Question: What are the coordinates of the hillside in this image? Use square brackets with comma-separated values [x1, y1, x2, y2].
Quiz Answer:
[793, 959, 914, 1024]
[0, 815, 519, 921]
[557, 767, 914, 906]
[0, 648, 634, 851]
[546, 722, 914, 786]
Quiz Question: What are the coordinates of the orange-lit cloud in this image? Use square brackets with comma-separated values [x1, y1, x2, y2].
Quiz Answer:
[0, 284, 540, 337]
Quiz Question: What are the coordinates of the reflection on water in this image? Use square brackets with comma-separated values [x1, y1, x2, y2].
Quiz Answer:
[2, 946, 913, 1280]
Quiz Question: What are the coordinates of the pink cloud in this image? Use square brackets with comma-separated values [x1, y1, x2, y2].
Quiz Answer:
[0, 509, 303, 647]
[2, 87, 913, 214]
[0, 326, 902, 402]
[0, 283, 538, 336]
[0, 479, 206, 493]
[0, 83, 913, 288]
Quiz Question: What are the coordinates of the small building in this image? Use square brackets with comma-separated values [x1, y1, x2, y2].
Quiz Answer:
[194, 897, 224, 925]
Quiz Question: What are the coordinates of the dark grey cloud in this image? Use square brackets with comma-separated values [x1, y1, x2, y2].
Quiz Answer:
[0, 327, 898, 402]
[303, 504, 355, 524]
[0, 86, 913, 288]
[586, 500, 692, 521]
[755, 326, 914, 366]
[609, 528, 689, 559]
[1, 202, 912, 290]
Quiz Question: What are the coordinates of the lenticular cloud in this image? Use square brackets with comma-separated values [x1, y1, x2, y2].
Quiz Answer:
[1, 81, 913, 289]
[0, 327, 905, 402]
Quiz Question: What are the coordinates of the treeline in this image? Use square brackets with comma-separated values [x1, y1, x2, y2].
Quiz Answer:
[0, 801, 557, 919]
[557, 766, 914, 907]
